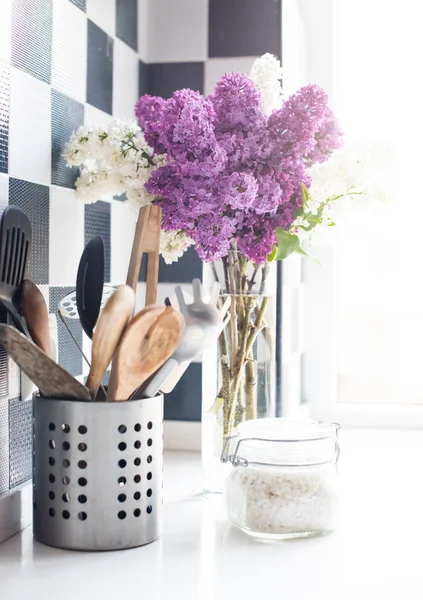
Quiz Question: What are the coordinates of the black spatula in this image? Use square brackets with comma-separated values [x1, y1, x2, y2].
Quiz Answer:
[76, 236, 104, 339]
[0, 206, 32, 336]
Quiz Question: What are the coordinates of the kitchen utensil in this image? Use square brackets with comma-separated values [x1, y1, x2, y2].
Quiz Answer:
[86, 285, 135, 400]
[141, 287, 231, 398]
[0, 324, 91, 400]
[106, 305, 185, 401]
[126, 205, 161, 304]
[0, 206, 32, 336]
[59, 285, 115, 321]
[21, 280, 51, 357]
[57, 285, 115, 368]
[76, 236, 104, 339]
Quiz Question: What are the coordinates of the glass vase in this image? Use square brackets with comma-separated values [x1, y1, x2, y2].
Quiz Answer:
[201, 248, 277, 494]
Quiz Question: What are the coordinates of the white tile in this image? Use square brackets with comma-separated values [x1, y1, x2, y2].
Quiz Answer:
[0, 0, 12, 63]
[51, 0, 87, 104]
[49, 186, 85, 286]
[204, 57, 258, 96]
[87, 0, 116, 38]
[82, 334, 92, 377]
[85, 103, 114, 128]
[8, 356, 20, 399]
[9, 68, 51, 185]
[137, 0, 149, 62]
[113, 39, 139, 119]
[110, 199, 136, 285]
[0, 174, 8, 210]
[146, 0, 207, 63]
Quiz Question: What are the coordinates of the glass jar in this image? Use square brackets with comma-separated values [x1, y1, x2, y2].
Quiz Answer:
[221, 418, 341, 540]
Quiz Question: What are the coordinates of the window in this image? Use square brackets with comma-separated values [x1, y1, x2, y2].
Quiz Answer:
[296, 0, 423, 426]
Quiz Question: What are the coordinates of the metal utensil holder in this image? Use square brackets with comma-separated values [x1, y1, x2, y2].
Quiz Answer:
[32, 393, 163, 551]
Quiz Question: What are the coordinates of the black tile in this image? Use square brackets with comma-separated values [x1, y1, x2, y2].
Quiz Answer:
[11, 0, 52, 84]
[49, 287, 83, 377]
[51, 89, 84, 188]
[164, 362, 202, 421]
[84, 201, 111, 282]
[0, 63, 9, 175]
[9, 396, 32, 488]
[9, 178, 49, 284]
[87, 20, 113, 115]
[209, 0, 281, 58]
[138, 246, 202, 284]
[146, 62, 204, 98]
[138, 60, 148, 97]
[69, 0, 86, 10]
[116, 0, 137, 51]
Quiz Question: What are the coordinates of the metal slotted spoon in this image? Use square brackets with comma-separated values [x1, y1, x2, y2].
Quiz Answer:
[57, 285, 115, 368]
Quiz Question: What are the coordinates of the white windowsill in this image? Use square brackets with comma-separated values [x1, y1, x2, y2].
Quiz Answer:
[1, 428, 423, 599]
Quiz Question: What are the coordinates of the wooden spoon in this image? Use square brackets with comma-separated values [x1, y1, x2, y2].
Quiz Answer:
[86, 285, 135, 400]
[106, 305, 185, 401]
[22, 280, 51, 357]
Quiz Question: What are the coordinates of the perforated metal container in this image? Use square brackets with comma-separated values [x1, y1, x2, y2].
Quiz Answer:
[32, 393, 163, 551]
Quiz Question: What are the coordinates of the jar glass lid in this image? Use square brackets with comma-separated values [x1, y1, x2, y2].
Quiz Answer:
[236, 418, 340, 441]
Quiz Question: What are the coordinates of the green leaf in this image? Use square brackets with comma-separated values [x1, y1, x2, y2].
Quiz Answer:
[267, 246, 277, 262]
[295, 246, 309, 258]
[295, 245, 321, 265]
[207, 396, 223, 416]
[301, 183, 309, 205]
[272, 228, 301, 260]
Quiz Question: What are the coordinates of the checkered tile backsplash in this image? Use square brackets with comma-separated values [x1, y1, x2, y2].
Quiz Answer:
[0, 0, 283, 490]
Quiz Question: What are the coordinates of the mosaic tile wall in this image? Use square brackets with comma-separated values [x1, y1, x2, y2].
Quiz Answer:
[0, 0, 283, 492]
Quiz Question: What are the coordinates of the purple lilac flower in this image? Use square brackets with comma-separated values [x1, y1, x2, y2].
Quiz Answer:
[268, 84, 328, 163]
[219, 172, 258, 210]
[252, 175, 283, 214]
[190, 213, 237, 261]
[237, 216, 277, 263]
[210, 73, 266, 133]
[135, 94, 166, 154]
[135, 78, 335, 264]
[305, 106, 343, 165]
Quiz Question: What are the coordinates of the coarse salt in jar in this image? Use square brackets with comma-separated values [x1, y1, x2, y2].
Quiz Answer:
[221, 418, 341, 540]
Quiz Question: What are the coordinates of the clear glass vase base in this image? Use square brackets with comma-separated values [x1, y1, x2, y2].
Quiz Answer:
[233, 524, 335, 542]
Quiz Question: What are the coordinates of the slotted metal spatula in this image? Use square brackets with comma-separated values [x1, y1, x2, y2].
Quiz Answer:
[0, 206, 32, 336]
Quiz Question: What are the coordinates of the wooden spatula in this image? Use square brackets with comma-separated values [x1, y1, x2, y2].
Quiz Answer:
[126, 205, 161, 305]
[106, 305, 185, 401]
[22, 280, 51, 357]
[86, 285, 135, 400]
[0, 324, 91, 400]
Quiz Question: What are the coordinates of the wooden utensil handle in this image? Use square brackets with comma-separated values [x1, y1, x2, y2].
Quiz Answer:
[126, 206, 151, 292]
[145, 206, 161, 306]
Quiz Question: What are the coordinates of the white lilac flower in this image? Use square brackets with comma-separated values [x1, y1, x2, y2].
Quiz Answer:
[65, 118, 193, 262]
[159, 230, 194, 264]
[290, 141, 395, 243]
[249, 53, 283, 116]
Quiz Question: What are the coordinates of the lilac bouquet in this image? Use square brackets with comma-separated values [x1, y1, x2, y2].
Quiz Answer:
[134, 54, 343, 438]
[135, 61, 342, 265]
[67, 54, 372, 444]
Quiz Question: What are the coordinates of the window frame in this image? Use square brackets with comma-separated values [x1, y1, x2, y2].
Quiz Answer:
[295, 0, 423, 427]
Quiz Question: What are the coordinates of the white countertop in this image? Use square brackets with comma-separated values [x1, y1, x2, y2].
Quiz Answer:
[1, 428, 423, 600]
